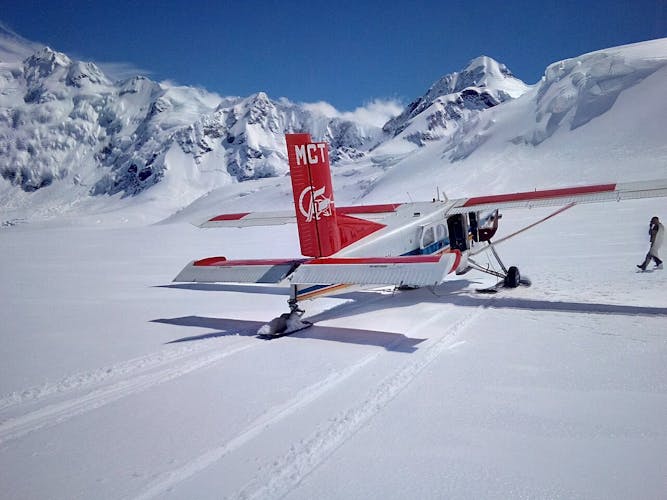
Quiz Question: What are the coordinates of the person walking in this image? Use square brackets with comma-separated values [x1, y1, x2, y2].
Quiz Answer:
[637, 216, 664, 271]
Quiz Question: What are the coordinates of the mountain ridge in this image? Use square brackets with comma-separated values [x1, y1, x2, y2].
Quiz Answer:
[1, 32, 666, 225]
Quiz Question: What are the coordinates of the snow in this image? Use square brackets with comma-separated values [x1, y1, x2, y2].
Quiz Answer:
[1, 198, 666, 500]
[1, 37, 667, 499]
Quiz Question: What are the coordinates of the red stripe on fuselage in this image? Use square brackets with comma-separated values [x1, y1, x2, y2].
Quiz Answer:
[463, 184, 617, 207]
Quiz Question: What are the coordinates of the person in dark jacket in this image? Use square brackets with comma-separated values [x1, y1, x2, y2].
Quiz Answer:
[637, 216, 664, 271]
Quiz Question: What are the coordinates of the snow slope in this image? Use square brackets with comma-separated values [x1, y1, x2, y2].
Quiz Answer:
[1, 38, 667, 500]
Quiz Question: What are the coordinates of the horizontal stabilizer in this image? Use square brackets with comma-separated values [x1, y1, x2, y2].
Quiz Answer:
[197, 204, 404, 228]
[197, 211, 296, 228]
[173, 257, 305, 283]
[290, 254, 458, 287]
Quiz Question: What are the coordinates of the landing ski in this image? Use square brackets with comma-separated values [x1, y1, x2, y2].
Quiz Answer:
[476, 283, 501, 294]
[475, 276, 531, 294]
[256, 312, 313, 339]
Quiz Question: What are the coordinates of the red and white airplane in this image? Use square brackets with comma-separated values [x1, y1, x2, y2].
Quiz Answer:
[175, 133, 667, 336]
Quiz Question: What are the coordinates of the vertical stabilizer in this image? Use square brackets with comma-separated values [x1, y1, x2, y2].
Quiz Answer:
[285, 133, 342, 257]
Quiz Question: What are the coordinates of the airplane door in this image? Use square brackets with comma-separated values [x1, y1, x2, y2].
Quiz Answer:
[447, 214, 469, 251]
[469, 212, 479, 242]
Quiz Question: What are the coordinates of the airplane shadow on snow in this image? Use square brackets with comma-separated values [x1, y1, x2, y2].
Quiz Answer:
[155, 280, 667, 349]
[152, 315, 425, 353]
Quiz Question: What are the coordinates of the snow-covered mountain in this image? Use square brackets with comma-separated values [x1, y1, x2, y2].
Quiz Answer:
[1, 30, 666, 225]
[0, 40, 383, 204]
[382, 56, 528, 145]
[360, 38, 667, 205]
[0, 29, 530, 221]
[172, 91, 383, 183]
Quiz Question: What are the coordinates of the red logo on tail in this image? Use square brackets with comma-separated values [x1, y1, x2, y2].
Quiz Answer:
[299, 185, 333, 222]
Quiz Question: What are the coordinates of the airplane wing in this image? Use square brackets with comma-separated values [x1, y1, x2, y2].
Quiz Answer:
[290, 254, 459, 287]
[174, 257, 306, 283]
[174, 253, 459, 288]
[196, 203, 404, 228]
[196, 179, 667, 227]
[446, 179, 667, 214]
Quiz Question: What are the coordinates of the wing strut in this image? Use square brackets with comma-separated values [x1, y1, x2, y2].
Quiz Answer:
[465, 203, 576, 289]
[470, 203, 575, 256]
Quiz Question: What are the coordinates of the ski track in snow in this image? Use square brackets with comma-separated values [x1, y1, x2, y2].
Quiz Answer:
[0, 337, 260, 447]
[237, 306, 485, 500]
[128, 304, 485, 500]
[129, 339, 391, 500]
[0, 337, 251, 413]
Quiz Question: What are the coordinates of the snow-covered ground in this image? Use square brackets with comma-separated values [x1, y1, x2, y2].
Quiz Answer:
[1, 195, 666, 500]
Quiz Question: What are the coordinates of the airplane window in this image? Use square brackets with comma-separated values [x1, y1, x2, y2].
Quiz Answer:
[421, 227, 435, 247]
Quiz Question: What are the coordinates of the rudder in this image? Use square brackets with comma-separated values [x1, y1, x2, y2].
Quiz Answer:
[285, 133, 342, 257]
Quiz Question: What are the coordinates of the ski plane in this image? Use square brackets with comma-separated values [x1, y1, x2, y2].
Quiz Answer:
[175, 133, 667, 336]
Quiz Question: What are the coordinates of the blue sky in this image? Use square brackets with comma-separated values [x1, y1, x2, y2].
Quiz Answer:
[1, 0, 665, 111]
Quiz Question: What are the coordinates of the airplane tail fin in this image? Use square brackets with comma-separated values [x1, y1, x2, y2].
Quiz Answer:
[286, 133, 342, 257]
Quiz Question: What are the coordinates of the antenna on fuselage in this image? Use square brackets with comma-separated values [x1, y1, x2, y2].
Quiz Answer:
[436, 186, 448, 202]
